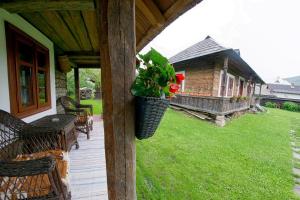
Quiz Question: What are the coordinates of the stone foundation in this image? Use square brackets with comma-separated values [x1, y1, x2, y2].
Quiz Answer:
[215, 115, 226, 127]
[55, 70, 67, 114]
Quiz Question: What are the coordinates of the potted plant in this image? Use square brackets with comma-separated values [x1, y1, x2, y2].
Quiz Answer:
[237, 96, 243, 102]
[131, 48, 184, 140]
[230, 96, 237, 103]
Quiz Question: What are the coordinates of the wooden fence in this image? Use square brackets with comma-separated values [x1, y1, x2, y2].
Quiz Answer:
[171, 94, 251, 115]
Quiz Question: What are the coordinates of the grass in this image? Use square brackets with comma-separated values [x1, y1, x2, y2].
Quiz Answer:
[80, 99, 103, 115]
[137, 108, 300, 200]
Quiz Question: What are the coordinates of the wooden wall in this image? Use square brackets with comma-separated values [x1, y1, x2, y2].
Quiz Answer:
[175, 59, 216, 96]
[174, 57, 254, 98]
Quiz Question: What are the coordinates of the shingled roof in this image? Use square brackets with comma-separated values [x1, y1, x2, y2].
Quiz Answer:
[169, 36, 228, 64]
[169, 36, 265, 84]
[268, 83, 300, 95]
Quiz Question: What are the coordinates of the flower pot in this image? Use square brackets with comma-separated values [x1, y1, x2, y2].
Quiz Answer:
[58, 56, 72, 73]
[135, 96, 170, 140]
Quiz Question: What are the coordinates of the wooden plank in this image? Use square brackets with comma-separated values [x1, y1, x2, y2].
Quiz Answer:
[137, 0, 203, 51]
[0, 0, 95, 13]
[22, 13, 67, 51]
[82, 10, 100, 51]
[69, 122, 108, 200]
[59, 11, 92, 51]
[74, 67, 80, 103]
[69, 55, 100, 65]
[98, 0, 136, 199]
[136, 0, 165, 26]
[42, 11, 81, 51]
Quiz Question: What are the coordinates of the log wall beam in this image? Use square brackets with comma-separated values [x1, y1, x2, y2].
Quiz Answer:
[98, 0, 136, 199]
[0, 0, 95, 13]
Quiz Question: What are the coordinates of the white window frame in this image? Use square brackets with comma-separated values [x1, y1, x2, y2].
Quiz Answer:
[237, 76, 246, 96]
[218, 70, 235, 97]
[176, 70, 185, 92]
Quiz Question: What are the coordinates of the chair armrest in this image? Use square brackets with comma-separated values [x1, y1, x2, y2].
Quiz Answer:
[0, 156, 55, 177]
[65, 108, 86, 115]
[78, 104, 93, 115]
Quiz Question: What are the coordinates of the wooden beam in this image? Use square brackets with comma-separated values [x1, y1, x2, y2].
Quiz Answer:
[82, 10, 100, 51]
[137, 0, 203, 51]
[136, 0, 165, 26]
[43, 11, 81, 51]
[98, 0, 136, 199]
[0, 0, 95, 13]
[74, 67, 80, 103]
[22, 13, 68, 51]
[59, 11, 92, 51]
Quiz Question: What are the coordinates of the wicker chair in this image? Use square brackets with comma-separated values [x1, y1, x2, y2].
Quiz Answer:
[0, 110, 70, 200]
[57, 96, 93, 139]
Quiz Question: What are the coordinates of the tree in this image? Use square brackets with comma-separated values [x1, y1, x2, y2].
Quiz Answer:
[67, 68, 101, 97]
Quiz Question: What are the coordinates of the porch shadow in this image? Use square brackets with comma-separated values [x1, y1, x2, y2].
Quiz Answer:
[69, 119, 108, 200]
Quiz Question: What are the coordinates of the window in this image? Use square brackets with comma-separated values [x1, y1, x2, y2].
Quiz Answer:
[6, 23, 51, 118]
[247, 83, 252, 96]
[237, 77, 245, 96]
[227, 76, 234, 97]
[218, 70, 235, 97]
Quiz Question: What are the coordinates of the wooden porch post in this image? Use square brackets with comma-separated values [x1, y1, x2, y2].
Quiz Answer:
[259, 84, 262, 97]
[222, 57, 229, 97]
[98, 0, 136, 199]
[74, 67, 80, 102]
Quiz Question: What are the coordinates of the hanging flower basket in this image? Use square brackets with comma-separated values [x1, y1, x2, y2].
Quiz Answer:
[135, 96, 169, 139]
[131, 48, 184, 140]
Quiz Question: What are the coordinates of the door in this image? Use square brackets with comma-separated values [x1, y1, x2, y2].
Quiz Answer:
[239, 80, 244, 96]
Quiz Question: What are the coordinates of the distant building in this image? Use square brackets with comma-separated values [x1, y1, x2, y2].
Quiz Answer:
[169, 36, 264, 126]
[267, 83, 300, 100]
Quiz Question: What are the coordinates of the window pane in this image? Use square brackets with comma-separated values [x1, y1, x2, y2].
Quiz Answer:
[227, 77, 234, 97]
[220, 73, 226, 96]
[18, 42, 34, 64]
[38, 71, 47, 104]
[37, 52, 47, 68]
[20, 66, 34, 107]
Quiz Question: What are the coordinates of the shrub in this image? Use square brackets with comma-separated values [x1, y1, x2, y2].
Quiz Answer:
[282, 101, 299, 112]
[265, 102, 277, 108]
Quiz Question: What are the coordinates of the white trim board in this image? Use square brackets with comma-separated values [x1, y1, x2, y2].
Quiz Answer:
[0, 8, 57, 123]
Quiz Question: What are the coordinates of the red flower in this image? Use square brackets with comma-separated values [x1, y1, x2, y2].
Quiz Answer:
[169, 83, 180, 93]
[175, 73, 185, 84]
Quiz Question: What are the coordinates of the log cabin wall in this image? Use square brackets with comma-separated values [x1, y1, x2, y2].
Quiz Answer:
[175, 57, 254, 98]
[175, 59, 216, 96]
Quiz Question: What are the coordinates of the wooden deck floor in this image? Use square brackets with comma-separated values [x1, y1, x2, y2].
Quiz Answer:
[69, 120, 108, 200]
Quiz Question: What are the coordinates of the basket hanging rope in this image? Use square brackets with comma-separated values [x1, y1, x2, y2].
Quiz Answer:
[135, 96, 169, 140]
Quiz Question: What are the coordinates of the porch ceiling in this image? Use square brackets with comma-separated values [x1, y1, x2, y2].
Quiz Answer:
[0, 0, 203, 68]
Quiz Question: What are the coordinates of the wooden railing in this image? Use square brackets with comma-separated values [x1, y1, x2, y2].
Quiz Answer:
[171, 94, 251, 115]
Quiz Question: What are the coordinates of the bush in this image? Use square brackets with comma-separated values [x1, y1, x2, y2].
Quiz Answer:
[265, 102, 277, 108]
[282, 102, 299, 112]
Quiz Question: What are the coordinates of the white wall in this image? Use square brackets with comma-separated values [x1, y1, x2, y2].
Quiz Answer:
[0, 8, 57, 123]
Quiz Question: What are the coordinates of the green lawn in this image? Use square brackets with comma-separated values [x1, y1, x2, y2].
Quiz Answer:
[137, 108, 300, 200]
[80, 99, 102, 115]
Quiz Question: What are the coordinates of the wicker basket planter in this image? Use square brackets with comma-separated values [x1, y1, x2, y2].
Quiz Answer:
[135, 96, 170, 140]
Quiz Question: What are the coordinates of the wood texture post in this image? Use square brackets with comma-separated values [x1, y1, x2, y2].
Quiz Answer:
[74, 67, 80, 102]
[98, 0, 136, 199]
[222, 57, 229, 97]
[259, 84, 262, 97]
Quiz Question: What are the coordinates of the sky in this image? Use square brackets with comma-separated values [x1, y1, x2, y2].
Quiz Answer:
[141, 0, 300, 83]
